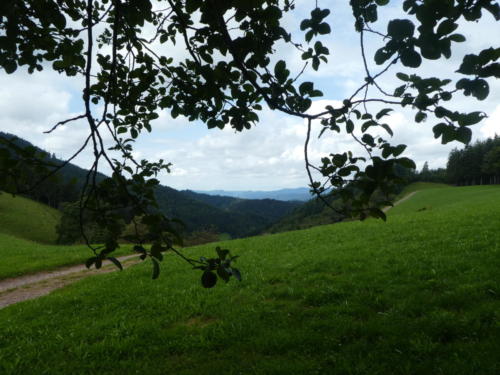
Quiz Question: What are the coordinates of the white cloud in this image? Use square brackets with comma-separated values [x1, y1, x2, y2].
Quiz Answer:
[0, 69, 85, 153]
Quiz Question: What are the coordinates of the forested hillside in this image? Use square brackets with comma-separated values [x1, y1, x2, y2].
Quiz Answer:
[268, 196, 343, 233]
[154, 186, 299, 238]
[0, 131, 94, 209]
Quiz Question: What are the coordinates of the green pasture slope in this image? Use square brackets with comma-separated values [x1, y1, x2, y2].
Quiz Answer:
[395, 181, 449, 198]
[0, 193, 61, 243]
[390, 184, 498, 215]
[0, 185, 499, 374]
[0, 194, 130, 279]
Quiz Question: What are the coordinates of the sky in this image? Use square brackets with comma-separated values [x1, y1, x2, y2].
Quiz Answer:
[1, 1, 499, 191]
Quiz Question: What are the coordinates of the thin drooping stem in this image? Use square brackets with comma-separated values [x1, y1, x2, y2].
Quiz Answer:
[44, 114, 86, 134]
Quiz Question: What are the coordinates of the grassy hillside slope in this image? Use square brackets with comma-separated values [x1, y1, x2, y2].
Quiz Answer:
[389, 185, 498, 216]
[0, 186, 499, 374]
[0, 193, 61, 243]
[397, 182, 449, 196]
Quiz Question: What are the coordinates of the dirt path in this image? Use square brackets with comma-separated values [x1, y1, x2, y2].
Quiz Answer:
[0, 254, 139, 309]
[382, 191, 418, 213]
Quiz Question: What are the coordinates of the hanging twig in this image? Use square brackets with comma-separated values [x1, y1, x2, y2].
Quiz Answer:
[43, 114, 86, 134]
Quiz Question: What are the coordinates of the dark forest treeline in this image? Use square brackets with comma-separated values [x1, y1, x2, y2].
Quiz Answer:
[447, 136, 500, 185]
[412, 136, 500, 186]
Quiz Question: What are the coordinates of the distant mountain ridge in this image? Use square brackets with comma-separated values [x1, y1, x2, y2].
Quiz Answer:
[193, 187, 312, 202]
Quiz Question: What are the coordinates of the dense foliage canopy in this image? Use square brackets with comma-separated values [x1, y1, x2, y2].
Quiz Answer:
[0, 0, 498, 284]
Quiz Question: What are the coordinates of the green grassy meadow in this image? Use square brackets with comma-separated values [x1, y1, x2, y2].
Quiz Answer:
[0, 193, 61, 243]
[0, 185, 499, 374]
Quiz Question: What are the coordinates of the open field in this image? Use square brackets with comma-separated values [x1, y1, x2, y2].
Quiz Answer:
[0, 193, 61, 243]
[0, 185, 499, 374]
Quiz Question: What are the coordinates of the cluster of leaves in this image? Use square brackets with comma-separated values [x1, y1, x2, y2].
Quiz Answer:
[365, 1, 499, 147]
[0, 0, 498, 283]
[195, 247, 241, 288]
[0, 0, 86, 74]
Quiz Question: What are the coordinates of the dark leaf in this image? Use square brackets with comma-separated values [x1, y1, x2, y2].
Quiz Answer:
[459, 111, 486, 126]
[437, 19, 458, 35]
[299, 81, 314, 96]
[449, 34, 466, 43]
[346, 120, 354, 133]
[376, 108, 393, 120]
[217, 267, 231, 282]
[107, 257, 123, 271]
[370, 208, 387, 221]
[374, 49, 390, 65]
[387, 19, 415, 39]
[4, 60, 18, 74]
[415, 111, 427, 123]
[216, 247, 230, 260]
[232, 268, 242, 282]
[317, 23, 331, 35]
[472, 79, 489, 100]
[400, 49, 422, 68]
[456, 127, 472, 144]
[393, 144, 407, 157]
[381, 124, 394, 136]
[432, 123, 449, 139]
[396, 72, 409, 81]
[152, 258, 160, 279]
[201, 271, 217, 288]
